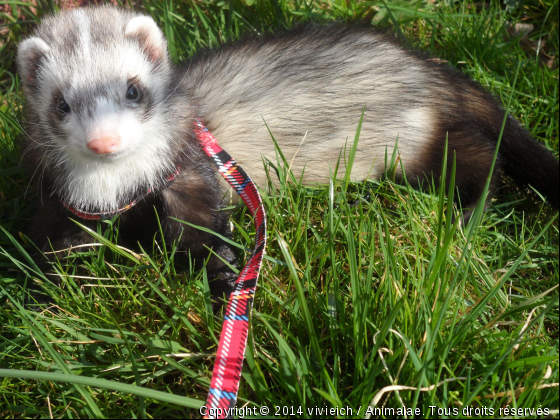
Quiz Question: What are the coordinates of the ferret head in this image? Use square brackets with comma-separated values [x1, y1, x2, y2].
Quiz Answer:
[17, 6, 181, 212]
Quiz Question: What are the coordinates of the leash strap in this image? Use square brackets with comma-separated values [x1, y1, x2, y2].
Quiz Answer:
[194, 120, 267, 418]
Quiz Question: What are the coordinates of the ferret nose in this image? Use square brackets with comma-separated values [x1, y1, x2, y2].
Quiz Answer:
[87, 135, 121, 155]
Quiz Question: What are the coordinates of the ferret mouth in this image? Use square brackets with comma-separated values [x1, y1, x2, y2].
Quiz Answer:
[87, 149, 130, 160]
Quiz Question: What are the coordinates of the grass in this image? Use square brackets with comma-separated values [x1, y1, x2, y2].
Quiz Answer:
[0, 0, 558, 418]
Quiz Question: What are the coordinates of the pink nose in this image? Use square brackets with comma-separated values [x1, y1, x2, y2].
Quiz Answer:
[87, 135, 121, 155]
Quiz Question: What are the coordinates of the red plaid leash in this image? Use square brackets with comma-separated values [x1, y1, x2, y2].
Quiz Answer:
[62, 120, 267, 417]
[194, 120, 267, 419]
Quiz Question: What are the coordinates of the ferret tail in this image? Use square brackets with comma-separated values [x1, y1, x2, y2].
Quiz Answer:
[500, 115, 559, 208]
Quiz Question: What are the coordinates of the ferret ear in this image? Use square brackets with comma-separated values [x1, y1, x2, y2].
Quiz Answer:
[125, 16, 167, 63]
[17, 37, 50, 86]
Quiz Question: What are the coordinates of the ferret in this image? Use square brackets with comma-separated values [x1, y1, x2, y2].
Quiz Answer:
[17, 6, 559, 298]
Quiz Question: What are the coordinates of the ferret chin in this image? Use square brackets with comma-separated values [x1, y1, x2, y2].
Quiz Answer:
[17, 6, 559, 298]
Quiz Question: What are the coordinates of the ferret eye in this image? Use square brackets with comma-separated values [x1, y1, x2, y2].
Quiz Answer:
[126, 84, 141, 101]
[57, 98, 71, 114]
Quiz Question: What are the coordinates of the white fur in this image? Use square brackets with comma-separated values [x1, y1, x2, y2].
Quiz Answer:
[75, 10, 92, 63]
[125, 16, 166, 62]
[16, 37, 50, 83]
[54, 87, 174, 212]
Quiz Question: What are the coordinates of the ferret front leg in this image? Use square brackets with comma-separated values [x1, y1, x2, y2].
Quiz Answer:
[28, 196, 96, 258]
[161, 175, 239, 303]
